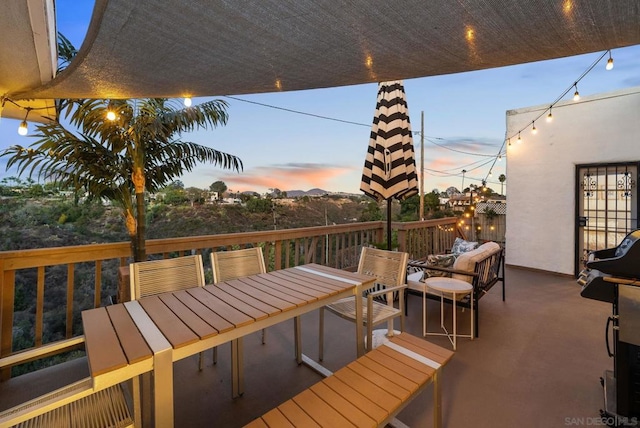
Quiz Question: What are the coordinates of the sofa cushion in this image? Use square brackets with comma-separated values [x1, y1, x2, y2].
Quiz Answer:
[451, 242, 501, 283]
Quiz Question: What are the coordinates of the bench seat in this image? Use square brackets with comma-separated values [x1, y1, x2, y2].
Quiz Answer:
[244, 333, 454, 428]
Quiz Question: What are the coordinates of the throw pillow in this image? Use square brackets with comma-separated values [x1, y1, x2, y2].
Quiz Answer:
[451, 237, 478, 255]
[424, 254, 457, 278]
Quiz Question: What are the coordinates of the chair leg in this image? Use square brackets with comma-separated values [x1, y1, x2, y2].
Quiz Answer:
[404, 288, 409, 316]
[474, 298, 479, 337]
[198, 351, 203, 371]
[400, 291, 405, 333]
[319, 307, 325, 361]
[213, 346, 218, 365]
[261, 328, 266, 345]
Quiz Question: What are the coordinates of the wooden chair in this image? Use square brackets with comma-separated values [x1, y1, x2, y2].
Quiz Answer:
[319, 247, 409, 360]
[211, 247, 267, 343]
[0, 338, 136, 427]
[211, 247, 269, 397]
[130, 254, 207, 369]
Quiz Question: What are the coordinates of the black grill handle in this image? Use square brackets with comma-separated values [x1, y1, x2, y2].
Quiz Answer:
[605, 316, 614, 358]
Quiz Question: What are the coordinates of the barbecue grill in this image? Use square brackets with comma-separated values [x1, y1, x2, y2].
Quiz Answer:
[578, 229, 640, 424]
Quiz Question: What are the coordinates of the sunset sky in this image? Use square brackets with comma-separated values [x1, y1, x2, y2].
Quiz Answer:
[1, 1, 639, 196]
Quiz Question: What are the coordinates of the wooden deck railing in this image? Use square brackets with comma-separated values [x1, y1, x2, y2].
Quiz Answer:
[0, 217, 461, 379]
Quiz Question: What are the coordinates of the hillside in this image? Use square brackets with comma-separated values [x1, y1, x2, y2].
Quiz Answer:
[0, 195, 373, 251]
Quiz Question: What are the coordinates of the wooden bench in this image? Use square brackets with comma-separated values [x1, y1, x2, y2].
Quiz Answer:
[244, 333, 454, 428]
[407, 242, 505, 337]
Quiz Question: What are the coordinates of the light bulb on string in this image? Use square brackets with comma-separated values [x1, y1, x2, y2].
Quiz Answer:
[18, 108, 31, 136]
[573, 84, 580, 101]
[531, 121, 537, 135]
[507, 138, 511, 147]
[18, 121, 28, 136]
[606, 50, 614, 71]
[546, 106, 553, 122]
[517, 132, 522, 144]
[184, 97, 192, 107]
[106, 100, 116, 121]
[498, 154, 503, 161]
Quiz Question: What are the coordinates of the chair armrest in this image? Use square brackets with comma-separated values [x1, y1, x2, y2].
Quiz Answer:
[367, 284, 408, 298]
[0, 336, 85, 369]
[410, 263, 479, 278]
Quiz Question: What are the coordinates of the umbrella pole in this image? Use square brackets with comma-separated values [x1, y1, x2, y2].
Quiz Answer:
[387, 199, 392, 251]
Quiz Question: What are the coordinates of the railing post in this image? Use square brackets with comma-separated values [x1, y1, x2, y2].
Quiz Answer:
[1, 261, 15, 380]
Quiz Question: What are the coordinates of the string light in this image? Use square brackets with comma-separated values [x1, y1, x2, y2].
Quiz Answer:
[18, 108, 31, 136]
[531, 121, 537, 134]
[517, 132, 522, 144]
[606, 50, 614, 70]
[546, 106, 553, 122]
[184, 97, 192, 107]
[573, 83, 580, 101]
[106, 110, 116, 121]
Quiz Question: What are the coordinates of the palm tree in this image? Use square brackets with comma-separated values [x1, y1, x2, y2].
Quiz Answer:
[2, 34, 242, 262]
[3, 97, 242, 262]
[498, 174, 506, 195]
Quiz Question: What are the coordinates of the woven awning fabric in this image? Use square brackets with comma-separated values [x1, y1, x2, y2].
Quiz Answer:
[10, 0, 640, 101]
[361, 81, 418, 202]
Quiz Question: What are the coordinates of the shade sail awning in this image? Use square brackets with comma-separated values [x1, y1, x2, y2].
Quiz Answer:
[1, 0, 57, 122]
[9, 0, 640, 101]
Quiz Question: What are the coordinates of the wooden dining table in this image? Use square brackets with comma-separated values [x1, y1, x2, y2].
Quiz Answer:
[82, 263, 375, 427]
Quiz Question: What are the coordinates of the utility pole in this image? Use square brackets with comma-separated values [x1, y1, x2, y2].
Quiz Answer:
[420, 111, 424, 220]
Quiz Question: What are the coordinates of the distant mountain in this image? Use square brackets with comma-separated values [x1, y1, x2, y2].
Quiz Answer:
[286, 188, 329, 197]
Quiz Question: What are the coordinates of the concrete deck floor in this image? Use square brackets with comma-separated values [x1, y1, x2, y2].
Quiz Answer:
[171, 266, 614, 427]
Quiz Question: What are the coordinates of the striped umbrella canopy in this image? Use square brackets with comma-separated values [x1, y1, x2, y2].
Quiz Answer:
[361, 80, 418, 250]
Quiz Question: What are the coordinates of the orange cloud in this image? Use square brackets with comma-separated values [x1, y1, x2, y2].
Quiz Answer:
[218, 163, 352, 193]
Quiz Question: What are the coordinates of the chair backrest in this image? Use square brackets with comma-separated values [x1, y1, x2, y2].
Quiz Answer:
[357, 247, 409, 291]
[129, 254, 205, 299]
[211, 247, 266, 283]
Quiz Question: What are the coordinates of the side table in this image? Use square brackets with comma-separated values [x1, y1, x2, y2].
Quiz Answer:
[421, 276, 474, 350]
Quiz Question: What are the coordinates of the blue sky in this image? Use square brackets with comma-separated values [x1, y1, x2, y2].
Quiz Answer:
[1, 1, 639, 195]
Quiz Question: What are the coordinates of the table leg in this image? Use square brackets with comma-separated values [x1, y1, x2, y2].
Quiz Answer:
[294, 316, 302, 364]
[452, 293, 457, 351]
[231, 339, 244, 398]
[153, 347, 174, 427]
[433, 369, 442, 428]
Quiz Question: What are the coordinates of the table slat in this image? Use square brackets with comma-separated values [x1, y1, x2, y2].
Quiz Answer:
[188, 287, 255, 328]
[333, 367, 397, 414]
[158, 293, 218, 340]
[105, 304, 152, 364]
[277, 400, 321, 427]
[322, 376, 387, 423]
[81, 308, 128, 377]
[291, 389, 355, 427]
[215, 280, 283, 315]
[204, 285, 269, 321]
[262, 270, 343, 297]
[309, 382, 376, 427]
[139, 295, 199, 349]
[172, 290, 234, 333]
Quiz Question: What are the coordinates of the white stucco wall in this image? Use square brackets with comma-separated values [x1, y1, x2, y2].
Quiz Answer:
[506, 86, 640, 275]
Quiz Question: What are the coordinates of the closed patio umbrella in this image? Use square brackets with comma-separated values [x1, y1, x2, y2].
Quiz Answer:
[361, 80, 418, 251]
